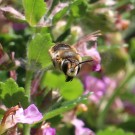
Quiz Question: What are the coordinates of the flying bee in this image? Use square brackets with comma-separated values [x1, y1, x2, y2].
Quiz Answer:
[49, 43, 93, 82]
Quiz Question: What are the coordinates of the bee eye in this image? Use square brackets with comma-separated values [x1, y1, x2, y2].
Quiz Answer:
[61, 60, 69, 75]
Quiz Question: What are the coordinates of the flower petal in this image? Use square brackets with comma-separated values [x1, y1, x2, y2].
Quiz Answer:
[15, 104, 43, 124]
[82, 75, 116, 104]
[43, 127, 56, 135]
[71, 118, 95, 135]
[74, 31, 101, 71]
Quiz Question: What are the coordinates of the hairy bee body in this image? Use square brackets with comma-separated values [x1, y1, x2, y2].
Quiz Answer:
[49, 43, 82, 82]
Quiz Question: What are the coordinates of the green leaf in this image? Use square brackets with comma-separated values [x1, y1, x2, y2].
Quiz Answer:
[97, 127, 134, 135]
[70, 0, 85, 17]
[53, 6, 69, 24]
[22, 0, 46, 26]
[41, 71, 65, 89]
[43, 92, 92, 120]
[60, 78, 83, 100]
[0, 78, 28, 108]
[52, 0, 84, 23]
[27, 33, 54, 69]
[71, 5, 80, 17]
[41, 71, 83, 100]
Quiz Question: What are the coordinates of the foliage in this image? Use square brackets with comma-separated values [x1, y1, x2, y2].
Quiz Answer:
[41, 71, 83, 100]
[97, 127, 134, 135]
[27, 33, 54, 69]
[0, 0, 135, 135]
[0, 78, 28, 108]
[22, 0, 47, 26]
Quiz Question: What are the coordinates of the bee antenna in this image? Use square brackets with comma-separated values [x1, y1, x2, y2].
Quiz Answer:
[76, 60, 93, 67]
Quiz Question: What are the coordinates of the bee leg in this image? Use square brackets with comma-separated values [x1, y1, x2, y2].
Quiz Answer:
[65, 76, 73, 82]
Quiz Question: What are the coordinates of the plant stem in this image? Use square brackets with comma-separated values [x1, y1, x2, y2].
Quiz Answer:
[23, 124, 31, 135]
[25, 70, 33, 102]
[23, 65, 53, 134]
[97, 69, 135, 129]
[23, 70, 33, 135]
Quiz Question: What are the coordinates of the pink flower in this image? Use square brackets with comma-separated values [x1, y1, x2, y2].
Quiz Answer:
[15, 104, 43, 124]
[43, 127, 56, 135]
[82, 45, 101, 71]
[82, 75, 112, 104]
[74, 31, 101, 71]
[32, 122, 56, 135]
[0, 104, 43, 134]
[41, 123, 56, 135]
[71, 118, 95, 135]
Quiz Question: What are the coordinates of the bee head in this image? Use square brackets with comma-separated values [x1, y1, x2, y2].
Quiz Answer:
[61, 59, 80, 82]
[61, 59, 93, 82]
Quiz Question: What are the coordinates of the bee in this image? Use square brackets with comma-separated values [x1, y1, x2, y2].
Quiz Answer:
[49, 43, 92, 82]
